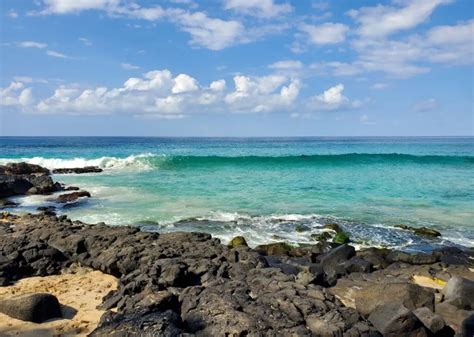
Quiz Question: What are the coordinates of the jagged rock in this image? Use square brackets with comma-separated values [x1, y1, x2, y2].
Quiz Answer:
[461, 314, 474, 337]
[435, 300, 472, 334]
[52, 166, 103, 174]
[368, 303, 427, 337]
[0, 199, 18, 208]
[354, 282, 435, 317]
[0, 293, 62, 323]
[310, 231, 332, 241]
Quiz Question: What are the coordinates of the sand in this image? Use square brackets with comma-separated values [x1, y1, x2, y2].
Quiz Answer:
[0, 266, 118, 337]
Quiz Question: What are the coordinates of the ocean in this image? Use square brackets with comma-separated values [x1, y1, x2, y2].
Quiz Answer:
[1, 136, 473, 251]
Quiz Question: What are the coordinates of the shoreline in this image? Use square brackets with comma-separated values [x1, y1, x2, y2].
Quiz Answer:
[1, 162, 473, 336]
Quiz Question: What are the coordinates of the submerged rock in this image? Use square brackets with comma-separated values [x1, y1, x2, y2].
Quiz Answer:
[52, 166, 103, 174]
[0, 293, 62, 323]
[324, 223, 343, 233]
[395, 224, 441, 238]
[333, 232, 350, 244]
[310, 231, 332, 242]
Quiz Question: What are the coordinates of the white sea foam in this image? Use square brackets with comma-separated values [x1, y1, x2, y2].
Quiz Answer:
[0, 153, 156, 171]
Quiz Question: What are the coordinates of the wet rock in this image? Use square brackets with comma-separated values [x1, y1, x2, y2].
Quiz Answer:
[442, 276, 474, 309]
[413, 307, 447, 334]
[55, 191, 91, 203]
[0, 199, 18, 208]
[52, 166, 103, 174]
[37, 206, 56, 212]
[310, 231, 332, 241]
[228, 236, 248, 248]
[295, 224, 310, 232]
[395, 224, 441, 238]
[324, 223, 343, 233]
[368, 303, 427, 337]
[0, 162, 50, 175]
[333, 231, 350, 244]
[64, 186, 80, 191]
[354, 282, 435, 317]
[0, 293, 62, 323]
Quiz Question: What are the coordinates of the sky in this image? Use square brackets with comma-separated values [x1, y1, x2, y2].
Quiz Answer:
[0, 0, 473, 137]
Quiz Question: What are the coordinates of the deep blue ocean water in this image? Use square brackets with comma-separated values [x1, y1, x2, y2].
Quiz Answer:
[1, 137, 473, 251]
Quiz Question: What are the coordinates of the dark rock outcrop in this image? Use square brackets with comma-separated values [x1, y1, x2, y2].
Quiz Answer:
[52, 166, 103, 174]
[0, 293, 62, 323]
[0, 162, 60, 197]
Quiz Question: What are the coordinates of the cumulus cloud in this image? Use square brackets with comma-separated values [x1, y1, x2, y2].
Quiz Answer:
[7, 10, 18, 18]
[169, 9, 244, 50]
[0, 82, 34, 107]
[309, 84, 361, 111]
[18, 69, 304, 117]
[348, 0, 452, 38]
[299, 23, 349, 45]
[223, 0, 292, 18]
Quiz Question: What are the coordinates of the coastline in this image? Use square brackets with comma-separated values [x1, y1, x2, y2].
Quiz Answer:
[0, 163, 473, 336]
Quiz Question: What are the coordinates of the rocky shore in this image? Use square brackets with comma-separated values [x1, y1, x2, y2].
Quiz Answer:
[0, 163, 473, 336]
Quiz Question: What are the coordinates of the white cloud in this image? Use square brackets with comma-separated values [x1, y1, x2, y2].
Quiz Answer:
[18, 41, 47, 49]
[224, 0, 292, 18]
[309, 83, 361, 111]
[46, 50, 69, 58]
[299, 23, 349, 45]
[269, 60, 303, 70]
[209, 80, 226, 91]
[121, 63, 140, 70]
[38, 0, 121, 14]
[172, 74, 199, 94]
[79, 37, 92, 46]
[170, 10, 244, 50]
[0, 82, 34, 107]
[7, 10, 18, 18]
[412, 98, 438, 112]
[371, 82, 389, 90]
[349, 0, 452, 38]
[24, 69, 304, 117]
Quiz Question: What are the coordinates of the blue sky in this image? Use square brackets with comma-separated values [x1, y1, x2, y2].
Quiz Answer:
[0, 0, 473, 136]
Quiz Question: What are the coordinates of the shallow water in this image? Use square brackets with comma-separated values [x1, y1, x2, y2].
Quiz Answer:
[1, 137, 473, 251]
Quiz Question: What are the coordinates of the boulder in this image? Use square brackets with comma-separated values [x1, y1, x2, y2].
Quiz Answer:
[0, 293, 62, 323]
[52, 166, 103, 174]
[435, 300, 472, 334]
[320, 244, 355, 285]
[0, 199, 18, 208]
[413, 307, 446, 334]
[55, 191, 91, 203]
[442, 276, 474, 309]
[1, 162, 49, 175]
[228, 236, 248, 248]
[368, 303, 427, 337]
[354, 282, 435, 317]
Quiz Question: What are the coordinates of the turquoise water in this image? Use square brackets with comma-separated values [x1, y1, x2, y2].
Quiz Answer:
[1, 137, 473, 251]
